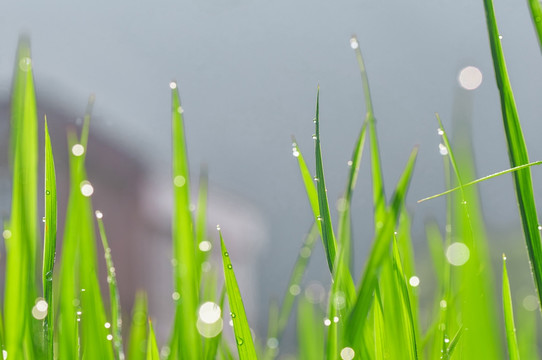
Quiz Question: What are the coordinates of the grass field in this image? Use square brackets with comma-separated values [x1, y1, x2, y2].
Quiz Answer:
[2, 0, 542, 358]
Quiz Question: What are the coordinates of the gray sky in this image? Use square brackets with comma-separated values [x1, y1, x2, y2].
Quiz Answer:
[2, 0, 542, 350]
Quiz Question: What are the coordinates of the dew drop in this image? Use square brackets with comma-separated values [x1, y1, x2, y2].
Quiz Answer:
[19, 57, 32, 72]
[437, 128, 444, 136]
[292, 148, 300, 157]
[347, 160, 353, 167]
[42, 217, 46, 223]
[224, 252, 229, 257]
[409, 276, 420, 287]
[95, 210, 103, 219]
[107, 334, 113, 341]
[439, 143, 448, 156]
[46, 190, 50, 195]
[172, 292, 180, 301]
[324, 318, 332, 326]
[80, 181, 94, 197]
[349, 36, 359, 50]
[289, 284, 301, 296]
[230, 312, 236, 318]
[71, 144, 85, 157]
[340, 346, 355, 360]
[499, 35, 503, 39]
[312, 118, 317, 123]
[237, 338, 244, 346]
[538, 225, 542, 230]
[216, 224, 221, 231]
[2, 230, 11, 239]
[267, 337, 279, 349]
[169, 81, 177, 89]
[227, 264, 233, 269]
[312, 134, 317, 140]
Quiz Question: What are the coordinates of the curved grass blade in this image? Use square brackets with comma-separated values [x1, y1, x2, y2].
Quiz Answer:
[43, 117, 57, 360]
[483, 0, 542, 314]
[346, 147, 418, 349]
[219, 231, 257, 359]
[5, 37, 38, 359]
[418, 161, 542, 203]
[96, 211, 124, 359]
[128, 291, 148, 360]
[146, 319, 160, 360]
[502, 254, 520, 360]
[170, 82, 200, 358]
[527, 0, 542, 52]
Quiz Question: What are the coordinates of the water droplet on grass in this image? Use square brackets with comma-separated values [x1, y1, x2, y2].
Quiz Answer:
[312, 134, 317, 140]
[19, 57, 32, 72]
[446, 242, 470, 266]
[439, 143, 448, 156]
[169, 81, 177, 89]
[349, 36, 359, 50]
[46, 190, 50, 195]
[437, 128, 444, 136]
[340, 346, 355, 360]
[324, 318, 331, 326]
[80, 181, 94, 197]
[227, 264, 233, 269]
[289, 284, 301, 296]
[267, 337, 279, 349]
[409, 276, 420, 287]
[224, 252, 229, 257]
[71, 144, 85, 156]
[230, 312, 236, 318]
[95, 210, 103, 219]
[237, 338, 244, 345]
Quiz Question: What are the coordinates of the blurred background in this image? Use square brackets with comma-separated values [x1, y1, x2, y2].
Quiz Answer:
[1, 0, 542, 356]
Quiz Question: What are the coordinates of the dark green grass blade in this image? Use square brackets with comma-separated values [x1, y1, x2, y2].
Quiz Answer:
[146, 319, 160, 360]
[313, 87, 337, 274]
[346, 147, 418, 348]
[351, 35, 386, 227]
[128, 291, 148, 360]
[5, 38, 39, 359]
[527, 0, 542, 52]
[483, 0, 542, 313]
[298, 296, 324, 360]
[170, 82, 200, 358]
[219, 231, 257, 359]
[96, 212, 124, 359]
[502, 255, 520, 360]
[418, 161, 542, 203]
[43, 117, 57, 360]
[392, 236, 418, 360]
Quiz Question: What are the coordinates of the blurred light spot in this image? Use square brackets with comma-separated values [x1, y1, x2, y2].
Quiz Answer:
[444, 337, 450, 343]
[458, 66, 483, 90]
[333, 316, 339, 323]
[199, 241, 212, 252]
[95, 210, 103, 219]
[292, 147, 300, 157]
[161, 347, 171, 358]
[446, 242, 470, 266]
[199, 302, 221, 324]
[341, 347, 355, 360]
[324, 318, 331, 326]
[409, 276, 420, 287]
[201, 261, 211, 272]
[439, 143, 448, 156]
[189, 204, 196, 212]
[216, 224, 221, 231]
[289, 284, 301, 296]
[105, 322, 111, 329]
[19, 57, 32, 72]
[349, 37, 359, 50]
[440, 300, 447, 308]
[305, 282, 325, 304]
[2, 230, 12, 239]
[299, 246, 311, 258]
[336, 198, 347, 212]
[523, 295, 539, 311]
[71, 144, 85, 156]
[438, 323, 446, 331]
[177, 106, 184, 114]
[80, 181, 94, 197]
[173, 175, 186, 187]
[169, 82, 177, 89]
[229, 319, 233, 327]
[107, 334, 113, 341]
[347, 160, 353, 167]
[32, 298, 48, 320]
[172, 292, 180, 301]
[437, 128, 444, 136]
[267, 337, 279, 349]
[333, 292, 346, 310]
[197, 318, 223, 338]
[3, 350, 7, 360]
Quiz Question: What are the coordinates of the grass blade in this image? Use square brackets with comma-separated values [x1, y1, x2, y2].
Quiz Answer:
[483, 0, 542, 314]
[128, 291, 148, 360]
[219, 230, 257, 359]
[298, 296, 324, 360]
[43, 117, 57, 360]
[146, 319, 160, 360]
[96, 211, 124, 359]
[442, 325, 464, 360]
[502, 254, 520, 360]
[170, 82, 200, 358]
[527, 0, 542, 52]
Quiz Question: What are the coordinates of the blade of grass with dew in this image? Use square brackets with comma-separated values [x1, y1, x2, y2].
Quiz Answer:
[96, 212, 124, 359]
[263, 222, 320, 360]
[195, 166, 209, 288]
[502, 254, 520, 360]
[392, 236, 419, 360]
[219, 231, 257, 359]
[203, 286, 226, 360]
[418, 161, 542, 203]
[346, 147, 418, 350]
[351, 35, 386, 228]
[442, 325, 464, 360]
[483, 0, 542, 314]
[146, 319, 160, 360]
[438, 114, 502, 358]
[527, 0, 542, 52]
[298, 296, 324, 360]
[5, 37, 39, 359]
[170, 83, 200, 358]
[128, 291, 148, 360]
[43, 117, 57, 360]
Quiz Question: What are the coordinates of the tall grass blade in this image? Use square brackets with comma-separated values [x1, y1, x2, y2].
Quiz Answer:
[128, 291, 148, 360]
[502, 254, 520, 360]
[219, 231, 257, 359]
[5, 37, 38, 359]
[527, 0, 542, 51]
[373, 286, 386, 359]
[203, 286, 226, 360]
[195, 166, 209, 288]
[146, 319, 160, 360]
[298, 296, 323, 360]
[346, 147, 418, 348]
[170, 82, 200, 358]
[483, 0, 542, 313]
[43, 117, 57, 360]
[96, 212, 124, 359]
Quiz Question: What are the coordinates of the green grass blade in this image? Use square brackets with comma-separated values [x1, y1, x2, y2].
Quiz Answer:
[442, 325, 464, 360]
[527, 0, 542, 52]
[146, 319, 160, 360]
[502, 254, 520, 360]
[128, 291, 148, 360]
[5, 37, 38, 359]
[418, 161, 542, 203]
[96, 211, 124, 359]
[373, 286, 386, 359]
[170, 82, 200, 358]
[219, 230, 257, 359]
[483, 0, 542, 314]
[203, 286, 226, 360]
[196, 166, 209, 288]
[43, 117, 57, 360]
[517, 305, 539, 359]
[298, 296, 324, 360]
[346, 147, 418, 348]
[313, 87, 337, 274]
